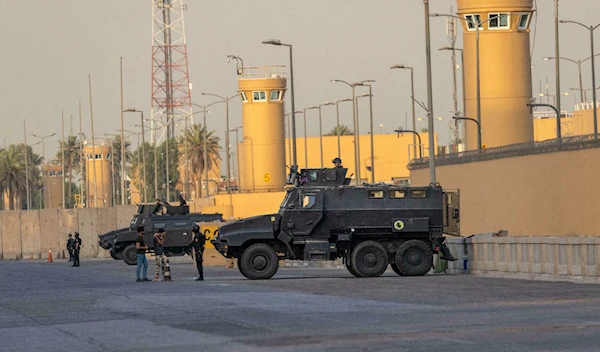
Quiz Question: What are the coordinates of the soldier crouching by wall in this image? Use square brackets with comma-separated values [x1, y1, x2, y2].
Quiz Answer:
[191, 224, 205, 281]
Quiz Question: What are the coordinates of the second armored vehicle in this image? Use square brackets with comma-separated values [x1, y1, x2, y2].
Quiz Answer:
[213, 167, 459, 279]
[99, 202, 223, 265]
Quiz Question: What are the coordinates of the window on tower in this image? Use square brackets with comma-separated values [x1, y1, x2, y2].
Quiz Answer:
[269, 90, 282, 101]
[252, 91, 267, 102]
[239, 92, 248, 103]
[518, 13, 531, 30]
[488, 13, 509, 29]
[464, 14, 482, 31]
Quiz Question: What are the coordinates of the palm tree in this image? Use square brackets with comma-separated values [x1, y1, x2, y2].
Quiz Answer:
[0, 145, 26, 210]
[178, 123, 221, 198]
[56, 136, 81, 208]
[325, 124, 354, 136]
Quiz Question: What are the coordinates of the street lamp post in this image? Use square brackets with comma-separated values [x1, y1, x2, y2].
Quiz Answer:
[439, 46, 467, 145]
[331, 80, 365, 184]
[390, 65, 418, 159]
[394, 127, 422, 159]
[230, 126, 242, 190]
[285, 111, 302, 166]
[317, 102, 335, 168]
[453, 117, 481, 150]
[31, 132, 56, 209]
[302, 106, 319, 169]
[543, 55, 600, 104]
[356, 92, 376, 183]
[123, 109, 147, 203]
[560, 20, 600, 139]
[199, 92, 239, 201]
[262, 39, 298, 168]
[335, 98, 352, 159]
[539, 92, 570, 107]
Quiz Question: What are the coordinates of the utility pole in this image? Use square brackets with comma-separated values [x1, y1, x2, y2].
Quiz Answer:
[446, 7, 460, 146]
[120, 57, 126, 205]
[554, 0, 562, 138]
[424, 0, 437, 183]
[89, 74, 98, 208]
[79, 101, 85, 207]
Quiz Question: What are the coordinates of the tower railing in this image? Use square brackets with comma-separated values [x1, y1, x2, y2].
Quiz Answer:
[238, 66, 287, 80]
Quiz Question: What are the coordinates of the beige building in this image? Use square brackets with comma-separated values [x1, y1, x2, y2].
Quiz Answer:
[84, 145, 113, 208]
[458, 0, 535, 149]
[42, 164, 64, 209]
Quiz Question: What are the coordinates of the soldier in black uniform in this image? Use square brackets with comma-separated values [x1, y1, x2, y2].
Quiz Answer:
[66, 234, 74, 262]
[333, 157, 343, 168]
[72, 232, 82, 267]
[191, 224, 205, 281]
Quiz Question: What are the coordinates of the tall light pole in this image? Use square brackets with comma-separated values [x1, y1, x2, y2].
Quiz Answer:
[543, 55, 600, 103]
[123, 109, 147, 203]
[390, 65, 418, 157]
[31, 132, 56, 209]
[285, 111, 302, 165]
[193, 101, 225, 198]
[198, 92, 239, 201]
[361, 80, 376, 183]
[331, 80, 365, 184]
[356, 93, 376, 183]
[316, 102, 334, 168]
[560, 20, 600, 139]
[554, 0, 562, 137]
[335, 98, 352, 159]
[303, 106, 319, 169]
[262, 39, 298, 168]
[439, 46, 467, 145]
[119, 57, 126, 206]
[424, 0, 436, 183]
[61, 110, 65, 209]
[230, 126, 242, 189]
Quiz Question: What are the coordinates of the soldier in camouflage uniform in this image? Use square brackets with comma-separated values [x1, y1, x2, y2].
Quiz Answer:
[191, 224, 205, 281]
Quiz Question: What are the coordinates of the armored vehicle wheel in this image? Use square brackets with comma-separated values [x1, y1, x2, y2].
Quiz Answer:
[346, 262, 363, 277]
[239, 243, 279, 280]
[351, 241, 389, 277]
[390, 263, 403, 276]
[395, 240, 433, 276]
[122, 244, 138, 266]
[110, 249, 123, 260]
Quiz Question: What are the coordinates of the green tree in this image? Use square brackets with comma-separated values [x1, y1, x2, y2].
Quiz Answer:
[56, 135, 81, 208]
[178, 123, 221, 198]
[0, 145, 26, 210]
[130, 138, 180, 202]
[325, 124, 354, 136]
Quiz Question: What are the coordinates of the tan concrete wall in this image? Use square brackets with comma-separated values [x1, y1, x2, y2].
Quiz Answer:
[1, 211, 22, 259]
[40, 210, 61, 259]
[411, 148, 600, 237]
[77, 208, 98, 258]
[116, 205, 137, 228]
[59, 209, 78, 259]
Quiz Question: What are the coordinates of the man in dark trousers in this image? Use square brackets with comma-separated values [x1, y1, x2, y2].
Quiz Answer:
[66, 234, 74, 262]
[72, 233, 82, 267]
[135, 226, 150, 282]
[191, 224, 205, 281]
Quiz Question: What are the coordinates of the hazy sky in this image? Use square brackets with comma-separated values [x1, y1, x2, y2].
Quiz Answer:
[1, 0, 598, 160]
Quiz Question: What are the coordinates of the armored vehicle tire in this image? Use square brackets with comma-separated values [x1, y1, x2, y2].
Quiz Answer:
[395, 240, 433, 276]
[122, 244, 138, 266]
[351, 241, 389, 277]
[390, 263, 403, 276]
[110, 249, 123, 260]
[239, 243, 279, 280]
[346, 262, 363, 277]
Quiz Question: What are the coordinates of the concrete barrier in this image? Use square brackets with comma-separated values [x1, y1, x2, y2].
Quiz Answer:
[2, 211, 21, 260]
[445, 235, 600, 283]
[40, 210, 61, 259]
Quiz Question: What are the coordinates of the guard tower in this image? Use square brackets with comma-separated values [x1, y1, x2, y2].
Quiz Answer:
[237, 66, 287, 191]
[84, 145, 113, 208]
[457, 0, 534, 149]
[41, 164, 64, 209]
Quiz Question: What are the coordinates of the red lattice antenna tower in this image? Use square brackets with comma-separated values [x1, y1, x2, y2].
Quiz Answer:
[151, 0, 192, 142]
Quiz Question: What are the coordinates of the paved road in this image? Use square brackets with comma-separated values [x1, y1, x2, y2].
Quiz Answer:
[2, 257, 600, 352]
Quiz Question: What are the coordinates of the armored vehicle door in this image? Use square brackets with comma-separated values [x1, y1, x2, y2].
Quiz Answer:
[145, 220, 169, 248]
[443, 190, 460, 236]
[282, 190, 324, 236]
[165, 220, 193, 247]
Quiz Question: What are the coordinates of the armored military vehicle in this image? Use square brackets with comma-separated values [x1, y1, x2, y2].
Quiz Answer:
[99, 202, 224, 265]
[212, 167, 459, 280]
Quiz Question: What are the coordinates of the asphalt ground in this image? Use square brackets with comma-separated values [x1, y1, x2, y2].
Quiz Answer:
[2, 257, 600, 352]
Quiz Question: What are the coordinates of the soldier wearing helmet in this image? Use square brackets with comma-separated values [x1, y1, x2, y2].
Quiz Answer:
[191, 224, 205, 281]
[332, 157, 343, 168]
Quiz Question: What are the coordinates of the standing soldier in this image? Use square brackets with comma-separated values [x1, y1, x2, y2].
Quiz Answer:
[153, 228, 166, 281]
[66, 234, 74, 262]
[191, 224, 205, 281]
[72, 232, 82, 267]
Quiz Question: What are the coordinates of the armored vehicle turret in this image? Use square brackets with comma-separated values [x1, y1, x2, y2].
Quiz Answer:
[213, 167, 459, 280]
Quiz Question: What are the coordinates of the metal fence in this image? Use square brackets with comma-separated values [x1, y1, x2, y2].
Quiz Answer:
[238, 66, 287, 80]
[408, 134, 600, 170]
